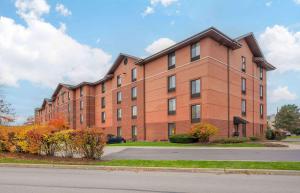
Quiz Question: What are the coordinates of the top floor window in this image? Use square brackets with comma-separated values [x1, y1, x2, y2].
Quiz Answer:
[61, 93, 65, 103]
[168, 52, 176, 70]
[80, 100, 83, 110]
[80, 87, 83, 97]
[260, 85, 263, 99]
[241, 56, 246, 72]
[168, 75, 176, 92]
[68, 92, 70, 100]
[191, 42, 200, 61]
[102, 83, 105, 93]
[117, 75, 122, 87]
[260, 65, 263, 80]
[191, 79, 201, 98]
[132, 68, 137, 82]
[117, 91, 122, 104]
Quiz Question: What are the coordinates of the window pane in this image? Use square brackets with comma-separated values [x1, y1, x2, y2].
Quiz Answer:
[192, 104, 200, 119]
[168, 52, 175, 67]
[191, 79, 200, 95]
[168, 123, 176, 137]
[168, 75, 176, 89]
[168, 98, 176, 112]
[191, 42, 200, 58]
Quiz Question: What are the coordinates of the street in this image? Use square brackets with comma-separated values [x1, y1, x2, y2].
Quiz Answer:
[103, 147, 300, 161]
[0, 167, 299, 193]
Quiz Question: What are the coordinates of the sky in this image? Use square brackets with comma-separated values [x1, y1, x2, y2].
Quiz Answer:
[0, 0, 300, 124]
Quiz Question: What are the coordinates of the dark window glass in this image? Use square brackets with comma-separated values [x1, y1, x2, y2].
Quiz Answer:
[101, 97, 105, 108]
[191, 79, 201, 98]
[117, 91, 122, 104]
[102, 83, 105, 93]
[132, 105, 137, 119]
[124, 57, 128, 65]
[242, 78, 246, 94]
[191, 104, 201, 123]
[260, 66, 263, 80]
[168, 52, 176, 69]
[242, 99, 246, 116]
[101, 112, 106, 123]
[191, 42, 200, 61]
[132, 68, 137, 82]
[168, 75, 176, 92]
[260, 104, 264, 118]
[80, 87, 83, 97]
[260, 85, 263, 99]
[131, 87, 137, 100]
[168, 98, 176, 115]
[168, 123, 176, 138]
[80, 114, 83, 124]
[132, 125, 137, 139]
[117, 75, 122, 87]
[241, 56, 246, 72]
[80, 100, 83, 110]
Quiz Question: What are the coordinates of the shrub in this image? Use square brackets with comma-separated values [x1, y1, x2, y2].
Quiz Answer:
[72, 129, 106, 159]
[249, 136, 261, 141]
[294, 128, 300, 136]
[191, 123, 219, 143]
[265, 129, 286, 141]
[265, 129, 275, 140]
[212, 137, 248, 144]
[169, 134, 198, 143]
[53, 130, 74, 157]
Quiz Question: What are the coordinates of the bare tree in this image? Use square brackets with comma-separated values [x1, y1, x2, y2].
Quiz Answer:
[0, 86, 15, 125]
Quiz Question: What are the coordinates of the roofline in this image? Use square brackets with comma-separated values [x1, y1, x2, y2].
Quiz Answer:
[136, 26, 241, 65]
[235, 32, 265, 58]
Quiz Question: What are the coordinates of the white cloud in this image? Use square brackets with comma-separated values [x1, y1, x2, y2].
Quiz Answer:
[259, 25, 300, 72]
[294, 0, 300, 5]
[150, 0, 178, 7]
[58, 22, 66, 33]
[270, 86, 297, 102]
[145, 38, 176, 55]
[0, 0, 112, 88]
[55, 3, 72, 16]
[142, 6, 154, 16]
[15, 0, 50, 21]
[266, 1, 272, 6]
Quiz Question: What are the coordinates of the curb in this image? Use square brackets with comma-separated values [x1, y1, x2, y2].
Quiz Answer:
[0, 163, 300, 176]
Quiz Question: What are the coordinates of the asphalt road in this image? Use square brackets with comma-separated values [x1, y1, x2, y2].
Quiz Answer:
[103, 148, 300, 161]
[0, 167, 299, 193]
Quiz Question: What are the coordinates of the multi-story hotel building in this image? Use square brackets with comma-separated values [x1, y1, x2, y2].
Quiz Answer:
[35, 27, 275, 141]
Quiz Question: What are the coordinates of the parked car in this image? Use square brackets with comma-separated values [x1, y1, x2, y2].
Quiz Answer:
[106, 134, 126, 144]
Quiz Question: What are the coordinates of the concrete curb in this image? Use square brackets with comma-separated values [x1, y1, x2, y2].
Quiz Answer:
[0, 163, 299, 176]
[106, 146, 291, 150]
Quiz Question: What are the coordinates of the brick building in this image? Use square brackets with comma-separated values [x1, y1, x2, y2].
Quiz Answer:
[35, 27, 275, 141]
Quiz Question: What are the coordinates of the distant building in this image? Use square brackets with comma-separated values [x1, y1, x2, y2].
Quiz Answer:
[24, 116, 34, 125]
[267, 114, 276, 130]
[0, 114, 14, 126]
[35, 27, 275, 141]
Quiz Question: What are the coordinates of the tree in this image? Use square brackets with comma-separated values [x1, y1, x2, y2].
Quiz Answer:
[274, 104, 300, 134]
[0, 88, 15, 125]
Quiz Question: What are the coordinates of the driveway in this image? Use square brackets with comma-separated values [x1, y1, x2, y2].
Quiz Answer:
[0, 167, 299, 193]
[103, 147, 300, 161]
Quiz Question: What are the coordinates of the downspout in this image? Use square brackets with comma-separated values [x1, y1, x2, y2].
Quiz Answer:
[252, 62, 255, 136]
[227, 47, 230, 138]
[143, 63, 147, 141]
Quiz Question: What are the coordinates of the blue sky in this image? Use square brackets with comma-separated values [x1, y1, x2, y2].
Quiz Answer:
[0, 0, 300, 124]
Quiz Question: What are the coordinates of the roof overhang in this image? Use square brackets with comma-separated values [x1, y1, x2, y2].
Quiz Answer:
[253, 57, 276, 71]
[107, 53, 141, 75]
[137, 27, 242, 65]
[233, 116, 248, 125]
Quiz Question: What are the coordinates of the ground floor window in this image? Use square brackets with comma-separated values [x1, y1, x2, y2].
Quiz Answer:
[168, 123, 176, 138]
[260, 124, 264, 135]
[132, 125, 137, 139]
[117, 127, 122, 137]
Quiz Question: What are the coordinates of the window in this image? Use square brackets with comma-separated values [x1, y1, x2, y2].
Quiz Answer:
[131, 87, 137, 100]
[124, 57, 128, 65]
[168, 98, 176, 115]
[168, 75, 176, 92]
[191, 104, 201, 123]
[102, 83, 105, 93]
[68, 103, 70, 113]
[131, 68, 137, 82]
[260, 85, 263, 99]
[260, 65, 263, 80]
[168, 52, 176, 69]
[132, 105, 137, 119]
[117, 91, 122, 104]
[117, 75, 122, 87]
[191, 79, 201, 98]
[101, 112, 106, 123]
[260, 104, 264, 118]
[101, 97, 105, 108]
[117, 108, 122, 120]
[241, 78, 246, 94]
[260, 124, 264, 135]
[80, 87, 83, 97]
[62, 93, 65, 103]
[242, 99, 246, 116]
[132, 125, 137, 139]
[117, 127, 122, 137]
[241, 56, 246, 72]
[80, 114, 83, 124]
[80, 100, 83, 110]
[68, 92, 70, 100]
[191, 42, 200, 61]
[168, 123, 176, 138]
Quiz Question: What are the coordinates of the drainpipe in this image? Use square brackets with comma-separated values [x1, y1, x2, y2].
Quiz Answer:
[143, 63, 147, 141]
[227, 47, 230, 138]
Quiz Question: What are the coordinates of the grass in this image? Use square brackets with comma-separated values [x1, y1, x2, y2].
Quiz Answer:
[0, 157, 300, 171]
[286, 136, 300, 139]
[108, 141, 266, 147]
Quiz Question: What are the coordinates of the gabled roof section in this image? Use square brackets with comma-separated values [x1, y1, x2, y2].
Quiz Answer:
[137, 26, 242, 65]
[236, 33, 276, 71]
[107, 53, 141, 75]
[51, 83, 73, 98]
[41, 98, 52, 108]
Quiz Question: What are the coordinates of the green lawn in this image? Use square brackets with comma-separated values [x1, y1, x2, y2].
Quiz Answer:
[286, 136, 300, 139]
[1, 158, 299, 171]
[108, 141, 265, 147]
